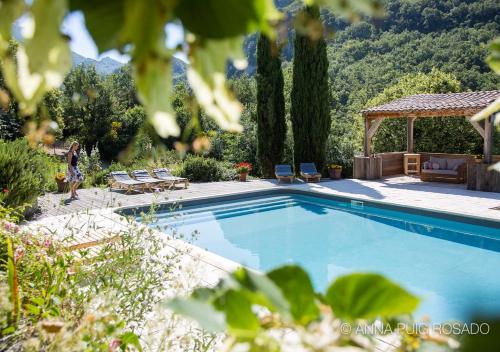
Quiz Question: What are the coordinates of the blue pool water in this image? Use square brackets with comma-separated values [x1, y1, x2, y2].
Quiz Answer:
[137, 193, 500, 322]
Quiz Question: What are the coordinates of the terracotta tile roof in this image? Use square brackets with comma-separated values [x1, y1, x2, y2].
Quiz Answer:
[361, 90, 500, 118]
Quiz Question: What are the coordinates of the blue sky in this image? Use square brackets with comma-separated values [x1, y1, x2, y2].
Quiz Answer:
[61, 11, 185, 63]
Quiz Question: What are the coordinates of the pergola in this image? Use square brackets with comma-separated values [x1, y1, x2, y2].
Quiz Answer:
[360, 90, 500, 164]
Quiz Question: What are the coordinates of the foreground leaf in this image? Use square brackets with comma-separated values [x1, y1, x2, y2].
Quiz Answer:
[471, 97, 500, 123]
[26, 0, 72, 86]
[489, 161, 500, 173]
[188, 37, 246, 133]
[134, 57, 179, 137]
[2, 47, 46, 113]
[232, 267, 291, 320]
[166, 297, 227, 333]
[325, 273, 419, 321]
[0, 0, 24, 55]
[175, 0, 281, 39]
[486, 37, 500, 74]
[120, 331, 143, 351]
[267, 265, 320, 325]
[69, 0, 125, 53]
[214, 289, 260, 338]
[2, 0, 71, 115]
[308, 0, 384, 18]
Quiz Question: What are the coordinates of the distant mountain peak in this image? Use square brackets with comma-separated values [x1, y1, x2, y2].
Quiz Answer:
[71, 52, 124, 75]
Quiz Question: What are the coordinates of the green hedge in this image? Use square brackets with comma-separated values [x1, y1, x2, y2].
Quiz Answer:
[0, 139, 58, 209]
[174, 156, 236, 182]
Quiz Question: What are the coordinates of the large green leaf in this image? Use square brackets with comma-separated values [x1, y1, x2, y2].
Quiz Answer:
[2, 0, 71, 115]
[325, 273, 419, 321]
[308, 0, 384, 18]
[0, 0, 25, 55]
[134, 57, 179, 137]
[232, 268, 291, 320]
[120, 332, 143, 352]
[214, 289, 260, 337]
[267, 265, 319, 325]
[175, 0, 281, 39]
[187, 37, 246, 133]
[486, 37, 500, 74]
[471, 97, 500, 123]
[69, 0, 125, 53]
[26, 0, 71, 84]
[121, 0, 172, 59]
[2, 47, 49, 115]
[166, 297, 227, 333]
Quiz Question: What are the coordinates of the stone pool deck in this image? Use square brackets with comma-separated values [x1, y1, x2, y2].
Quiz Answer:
[38, 175, 500, 221]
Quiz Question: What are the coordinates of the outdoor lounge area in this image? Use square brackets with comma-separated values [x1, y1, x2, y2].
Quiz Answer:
[354, 90, 500, 192]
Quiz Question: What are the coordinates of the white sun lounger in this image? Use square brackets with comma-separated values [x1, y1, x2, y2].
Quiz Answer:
[109, 171, 149, 194]
[152, 168, 189, 189]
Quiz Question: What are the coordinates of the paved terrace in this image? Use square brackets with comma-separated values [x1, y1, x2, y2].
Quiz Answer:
[38, 175, 500, 221]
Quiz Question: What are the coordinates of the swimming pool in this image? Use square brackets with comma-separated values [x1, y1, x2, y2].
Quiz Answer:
[130, 190, 500, 322]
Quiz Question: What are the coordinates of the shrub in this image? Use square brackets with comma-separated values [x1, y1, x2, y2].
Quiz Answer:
[0, 207, 188, 350]
[0, 139, 55, 209]
[175, 156, 236, 182]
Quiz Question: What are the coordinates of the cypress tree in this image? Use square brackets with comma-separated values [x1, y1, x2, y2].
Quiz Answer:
[256, 33, 286, 178]
[290, 6, 331, 173]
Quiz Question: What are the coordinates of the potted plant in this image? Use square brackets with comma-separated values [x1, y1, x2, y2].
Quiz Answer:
[235, 162, 252, 182]
[55, 172, 68, 193]
[328, 164, 343, 180]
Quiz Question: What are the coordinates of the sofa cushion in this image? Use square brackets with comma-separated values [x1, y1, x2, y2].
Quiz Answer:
[429, 156, 447, 170]
[446, 158, 466, 171]
[421, 169, 458, 175]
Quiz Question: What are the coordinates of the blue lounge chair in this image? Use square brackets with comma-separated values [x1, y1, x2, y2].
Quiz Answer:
[275, 164, 295, 183]
[300, 163, 321, 182]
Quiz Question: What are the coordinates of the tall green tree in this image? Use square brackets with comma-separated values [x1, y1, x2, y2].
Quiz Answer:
[291, 6, 331, 172]
[61, 65, 113, 155]
[256, 34, 286, 177]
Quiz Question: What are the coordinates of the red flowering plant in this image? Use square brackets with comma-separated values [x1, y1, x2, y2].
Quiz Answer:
[235, 162, 253, 174]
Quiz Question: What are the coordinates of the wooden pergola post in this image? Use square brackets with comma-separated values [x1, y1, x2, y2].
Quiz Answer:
[407, 117, 416, 153]
[484, 114, 493, 164]
[364, 117, 370, 156]
[364, 117, 384, 156]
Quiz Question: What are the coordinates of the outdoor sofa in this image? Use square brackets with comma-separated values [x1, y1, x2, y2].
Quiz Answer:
[420, 156, 467, 183]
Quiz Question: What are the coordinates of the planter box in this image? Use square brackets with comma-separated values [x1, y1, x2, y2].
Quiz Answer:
[56, 180, 69, 193]
[353, 156, 382, 180]
[467, 163, 500, 193]
[239, 173, 248, 182]
[328, 168, 342, 180]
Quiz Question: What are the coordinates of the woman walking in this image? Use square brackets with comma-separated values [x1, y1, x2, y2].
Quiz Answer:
[67, 141, 84, 199]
